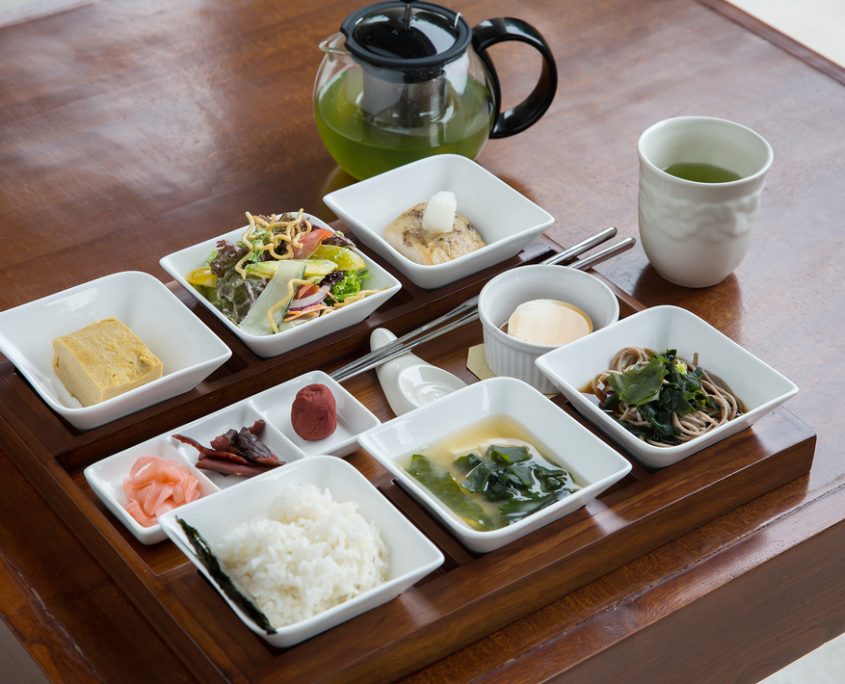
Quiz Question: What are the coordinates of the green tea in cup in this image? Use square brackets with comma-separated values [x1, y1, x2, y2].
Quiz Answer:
[638, 116, 773, 287]
[662, 162, 742, 183]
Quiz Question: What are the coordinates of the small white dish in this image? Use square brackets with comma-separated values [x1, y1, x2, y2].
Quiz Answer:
[85, 398, 305, 542]
[84, 438, 219, 545]
[0, 271, 232, 430]
[478, 265, 619, 393]
[159, 455, 444, 648]
[159, 213, 402, 358]
[167, 397, 308, 490]
[250, 370, 380, 457]
[323, 154, 555, 289]
[358, 377, 632, 553]
[370, 328, 466, 416]
[535, 305, 799, 468]
[85, 370, 376, 539]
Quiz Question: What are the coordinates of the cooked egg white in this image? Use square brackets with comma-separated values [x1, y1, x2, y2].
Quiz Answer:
[506, 299, 592, 346]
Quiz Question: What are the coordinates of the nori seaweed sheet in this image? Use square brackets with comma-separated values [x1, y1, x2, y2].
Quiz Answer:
[176, 517, 275, 634]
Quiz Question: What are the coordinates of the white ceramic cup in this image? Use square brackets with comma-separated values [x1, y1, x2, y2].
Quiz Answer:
[638, 116, 773, 288]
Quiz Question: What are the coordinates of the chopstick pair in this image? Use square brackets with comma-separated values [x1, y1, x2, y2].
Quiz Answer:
[330, 228, 635, 383]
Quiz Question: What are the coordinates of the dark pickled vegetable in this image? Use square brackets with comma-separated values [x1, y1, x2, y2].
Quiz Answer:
[173, 420, 283, 477]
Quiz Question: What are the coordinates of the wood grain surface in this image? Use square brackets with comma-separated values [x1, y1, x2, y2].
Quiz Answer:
[0, 267, 816, 681]
[0, 0, 843, 682]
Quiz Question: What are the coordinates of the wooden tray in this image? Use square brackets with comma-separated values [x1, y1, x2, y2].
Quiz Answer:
[0, 241, 816, 683]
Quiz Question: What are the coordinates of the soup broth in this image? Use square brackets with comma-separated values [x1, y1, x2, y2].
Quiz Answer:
[404, 416, 580, 531]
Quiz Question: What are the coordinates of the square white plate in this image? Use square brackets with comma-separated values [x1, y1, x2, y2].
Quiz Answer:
[535, 305, 799, 468]
[358, 377, 632, 553]
[323, 154, 555, 289]
[0, 271, 231, 430]
[159, 456, 444, 647]
[159, 213, 401, 358]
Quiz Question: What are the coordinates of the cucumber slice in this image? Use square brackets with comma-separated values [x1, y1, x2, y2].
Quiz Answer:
[239, 261, 306, 335]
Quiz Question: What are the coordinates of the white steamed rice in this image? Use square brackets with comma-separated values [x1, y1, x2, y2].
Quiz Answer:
[216, 483, 389, 629]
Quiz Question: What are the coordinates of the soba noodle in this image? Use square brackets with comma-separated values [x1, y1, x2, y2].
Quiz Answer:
[588, 346, 742, 447]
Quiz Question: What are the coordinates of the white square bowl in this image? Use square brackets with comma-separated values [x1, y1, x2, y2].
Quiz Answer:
[159, 456, 445, 648]
[0, 271, 232, 430]
[84, 437, 220, 545]
[249, 370, 379, 457]
[323, 154, 555, 289]
[358, 377, 632, 553]
[535, 305, 799, 468]
[159, 213, 402, 358]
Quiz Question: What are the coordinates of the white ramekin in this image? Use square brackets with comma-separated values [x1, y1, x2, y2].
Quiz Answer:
[477, 265, 620, 393]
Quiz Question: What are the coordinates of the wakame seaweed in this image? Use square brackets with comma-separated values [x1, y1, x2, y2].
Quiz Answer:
[407, 455, 496, 530]
[606, 349, 714, 444]
[176, 518, 275, 634]
[408, 445, 580, 531]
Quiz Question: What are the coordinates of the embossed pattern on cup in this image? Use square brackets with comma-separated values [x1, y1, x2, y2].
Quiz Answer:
[638, 116, 773, 288]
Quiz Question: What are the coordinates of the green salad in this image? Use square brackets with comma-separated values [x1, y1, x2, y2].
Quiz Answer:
[186, 211, 377, 336]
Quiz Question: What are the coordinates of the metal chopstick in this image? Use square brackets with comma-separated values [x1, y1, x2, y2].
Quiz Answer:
[566, 236, 635, 272]
[332, 309, 480, 382]
[330, 235, 636, 383]
[540, 226, 617, 266]
[331, 226, 618, 381]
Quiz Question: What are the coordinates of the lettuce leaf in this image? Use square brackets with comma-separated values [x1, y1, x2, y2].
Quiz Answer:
[608, 354, 667, 406]
[330, 269, 369, 301]
[211, 271, 266, 324]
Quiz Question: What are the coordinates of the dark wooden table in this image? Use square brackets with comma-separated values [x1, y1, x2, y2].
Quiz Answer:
[1, 0, 843, 681]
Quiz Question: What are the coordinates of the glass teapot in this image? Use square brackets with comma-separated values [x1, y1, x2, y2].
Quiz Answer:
[314, 0, 557, 179]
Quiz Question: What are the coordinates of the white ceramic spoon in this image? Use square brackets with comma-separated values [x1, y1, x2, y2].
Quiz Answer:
[370, 328, 466, 416]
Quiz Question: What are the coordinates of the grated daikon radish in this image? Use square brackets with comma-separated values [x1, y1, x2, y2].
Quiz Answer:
[422, 191, 457, 234]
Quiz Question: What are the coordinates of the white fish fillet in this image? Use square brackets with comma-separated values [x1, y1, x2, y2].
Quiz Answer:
[384, 203, 485, 265]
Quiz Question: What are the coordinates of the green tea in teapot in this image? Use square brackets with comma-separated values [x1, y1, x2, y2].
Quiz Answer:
[314, 70, 494, 180]
[313, 1, 557, 179]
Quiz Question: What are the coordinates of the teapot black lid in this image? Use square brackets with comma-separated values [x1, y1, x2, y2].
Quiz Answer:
[340, 1, 470, 81]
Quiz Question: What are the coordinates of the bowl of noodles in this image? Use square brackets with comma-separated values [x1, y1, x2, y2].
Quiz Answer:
[534, 305, 798, 468]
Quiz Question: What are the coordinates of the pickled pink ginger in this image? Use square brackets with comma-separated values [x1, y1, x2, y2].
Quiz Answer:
[123, 455, 201, 527]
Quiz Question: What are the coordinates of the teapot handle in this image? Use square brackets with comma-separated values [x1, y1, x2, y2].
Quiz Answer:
[471, 18, 558, 139]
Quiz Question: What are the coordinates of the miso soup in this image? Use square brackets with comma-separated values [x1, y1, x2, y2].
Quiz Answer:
[404, 416, 580, 531]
